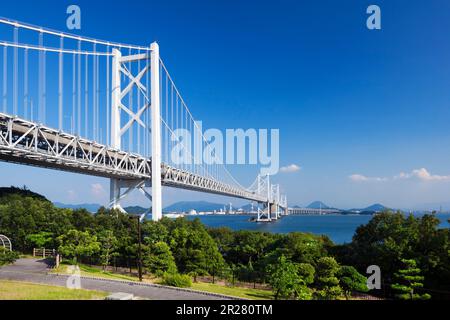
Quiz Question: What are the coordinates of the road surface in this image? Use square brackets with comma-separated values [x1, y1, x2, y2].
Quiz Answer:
[0, 259, 227, 300]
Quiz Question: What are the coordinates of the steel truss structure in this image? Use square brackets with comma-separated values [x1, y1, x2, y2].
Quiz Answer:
[162, 164, 266, 202]
[0, 112, 151, 180]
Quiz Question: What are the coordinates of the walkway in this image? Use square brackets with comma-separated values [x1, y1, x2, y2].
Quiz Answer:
[0, 259, 227, 300]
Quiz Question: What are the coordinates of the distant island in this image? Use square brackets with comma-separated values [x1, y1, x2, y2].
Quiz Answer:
[52, 199, 449, 216]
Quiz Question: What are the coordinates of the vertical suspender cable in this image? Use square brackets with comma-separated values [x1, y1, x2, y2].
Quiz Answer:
[30, 99, 33, 122]
[128, 48, 132, 152]
[183, 91, 187, 171]
[58, 37, 63, 130]
[43, 43, 46, 123]
[38, 32, 42, 122]
[77, 40, 81, 135]
[13, 26, 18, 116]
[137, 49, 141, 154]
[85, 54, 88, 138]
[170, 83, 174, 165]
[38, 37, 41, 120]
[3, 46, 7, 113]
[106, 45, 110, 146]
[175, 93, 178, 162]
[92, 43, 96, 141]
[24, 48, 28, 120]
[72, 52, 76, 134]
[189, 107, 192, 174]
[96, 50, 100, 143]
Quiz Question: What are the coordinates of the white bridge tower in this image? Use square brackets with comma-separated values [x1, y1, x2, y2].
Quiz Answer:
[109, 43, 162, 221]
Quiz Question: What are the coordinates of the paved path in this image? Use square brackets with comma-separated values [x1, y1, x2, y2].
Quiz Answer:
[0, 259, 226, 300]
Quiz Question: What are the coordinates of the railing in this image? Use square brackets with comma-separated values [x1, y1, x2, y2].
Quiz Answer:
[33, 248, 56, 258]
[0, 113, 152, 180]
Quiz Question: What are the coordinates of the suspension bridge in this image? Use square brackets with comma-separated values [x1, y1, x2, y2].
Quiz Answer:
[0, 17, 288, 222]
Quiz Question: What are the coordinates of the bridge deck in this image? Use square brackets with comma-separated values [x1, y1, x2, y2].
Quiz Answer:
[0, 113, 267, 203]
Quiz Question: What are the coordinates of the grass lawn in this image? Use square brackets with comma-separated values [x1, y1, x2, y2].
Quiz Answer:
[192, 282, 273, 300]
[0, 280, 108, 300]
[53, 262, 274, 300]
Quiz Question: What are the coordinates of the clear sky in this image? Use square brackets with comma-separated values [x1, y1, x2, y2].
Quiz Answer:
[1, 0, 450, 210]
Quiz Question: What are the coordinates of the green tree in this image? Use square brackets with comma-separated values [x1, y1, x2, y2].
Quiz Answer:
[143, 241, 177, 276]
[70, 209, 96, 231]
[279, 232, 330, 265]
[337, 211, 450, 296]
[57, 229, 100, 264]
[267, 255, 313, 300]
[297, 263, 315, 285]
[142, 220, 169, 244]
[0, 193, 72, 252]
[338, 265, 369, 300]
[98, 230, 119, 270]
[391, 258, 431, 300]
[168, 218, 224, 276]
[314, 257, 342, 300]
[226, 230, 276, 265]
[26, 231, 54, 248]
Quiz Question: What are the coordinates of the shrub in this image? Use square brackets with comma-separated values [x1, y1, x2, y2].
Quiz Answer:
[160, 272, 192, 288]
[0, 247, 19, 266]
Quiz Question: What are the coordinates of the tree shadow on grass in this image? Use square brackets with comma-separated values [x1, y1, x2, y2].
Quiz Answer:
[245, 292, 274, 299]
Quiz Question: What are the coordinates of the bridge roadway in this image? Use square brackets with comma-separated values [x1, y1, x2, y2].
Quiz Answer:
[0, 113, 266, 203]
[0, 258, 230, 300]
[288, 207, 341, 214]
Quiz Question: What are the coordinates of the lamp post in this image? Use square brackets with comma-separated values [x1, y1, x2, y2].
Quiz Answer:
[137, 216, 143, 282]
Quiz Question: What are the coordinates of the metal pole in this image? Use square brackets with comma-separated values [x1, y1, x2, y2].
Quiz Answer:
[137, 217, 143, 282]
[150, 42, 162, 221]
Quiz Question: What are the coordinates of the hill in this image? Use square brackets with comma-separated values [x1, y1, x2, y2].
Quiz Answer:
[347, 203, 388, 213]
[0, 186, 49, 202]
[123, 206, 148, 215]
[307, 201, 331, 209]
[53, 202, 102, 213]
[363, 203, 387, 212]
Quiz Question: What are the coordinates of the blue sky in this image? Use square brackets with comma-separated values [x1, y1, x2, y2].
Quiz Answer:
[1, 0, 450, 210]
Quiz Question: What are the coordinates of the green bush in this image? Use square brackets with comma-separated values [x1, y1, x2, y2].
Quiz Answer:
[160, 272, 192, 288]
[0, 247, 19, 266]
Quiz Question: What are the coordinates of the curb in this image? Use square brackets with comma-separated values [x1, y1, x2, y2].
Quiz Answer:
[49, 272, 245, 300]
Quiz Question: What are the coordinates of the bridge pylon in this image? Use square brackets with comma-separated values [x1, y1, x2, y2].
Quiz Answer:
[109, 43, 162, 221]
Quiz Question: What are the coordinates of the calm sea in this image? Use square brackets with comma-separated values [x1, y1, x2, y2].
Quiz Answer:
[186, 213, 450, 244]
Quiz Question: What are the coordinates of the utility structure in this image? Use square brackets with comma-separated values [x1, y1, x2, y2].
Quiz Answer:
[0, 234, 12, 251]
[0, 17, 289, 222]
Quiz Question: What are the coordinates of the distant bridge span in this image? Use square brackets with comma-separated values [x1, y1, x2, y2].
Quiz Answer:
[288, 207, 341, 215]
